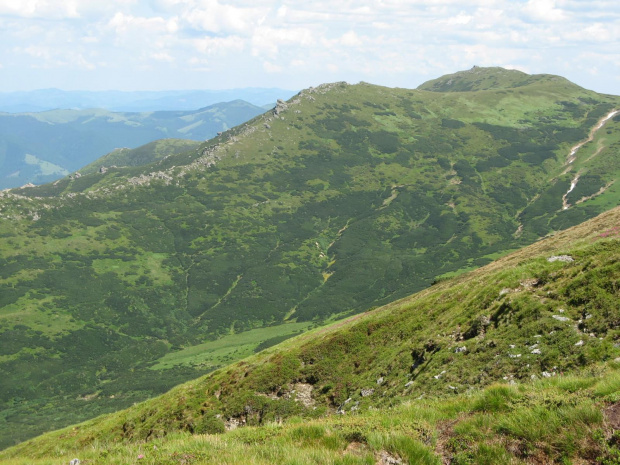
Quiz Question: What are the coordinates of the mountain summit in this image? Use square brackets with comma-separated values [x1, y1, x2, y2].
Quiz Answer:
[418, 65, 576, 92]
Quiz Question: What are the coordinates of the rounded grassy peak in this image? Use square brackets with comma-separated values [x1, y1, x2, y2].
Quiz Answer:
[417, 66, 577, 92]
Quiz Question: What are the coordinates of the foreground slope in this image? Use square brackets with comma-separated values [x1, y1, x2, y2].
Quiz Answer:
[1, 68, 619, 447]
[2, 205, 619, 464]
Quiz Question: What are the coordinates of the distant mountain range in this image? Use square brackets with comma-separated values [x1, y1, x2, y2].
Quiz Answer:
[0, 88, 297, 113]
[0, 100, 266, 189]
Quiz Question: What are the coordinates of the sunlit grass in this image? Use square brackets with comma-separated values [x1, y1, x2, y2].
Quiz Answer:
[2, 367, 620, 464]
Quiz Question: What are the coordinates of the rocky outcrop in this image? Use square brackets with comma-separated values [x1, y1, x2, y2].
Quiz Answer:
[547, 255, 574, 263]
[273, 99, 288, 117]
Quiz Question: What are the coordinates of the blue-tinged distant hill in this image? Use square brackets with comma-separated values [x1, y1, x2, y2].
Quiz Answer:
[0, 88, 297, 113]
[0, 100, 267, 189]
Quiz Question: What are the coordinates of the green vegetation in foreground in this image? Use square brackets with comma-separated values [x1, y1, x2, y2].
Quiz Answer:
[2, 367, 620, 464]
[1, 67, 620, 448]
[2, 206, 619, 464]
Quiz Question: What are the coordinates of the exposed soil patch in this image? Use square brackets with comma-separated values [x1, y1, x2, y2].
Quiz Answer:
[435, 418, 458, 465]
[344, 441, 368, 457]
[605, 402, 620, 430]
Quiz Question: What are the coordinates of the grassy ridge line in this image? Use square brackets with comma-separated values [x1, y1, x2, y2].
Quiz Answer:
[78, 139, 201, 175]
[417, 66, 574, 93]
[1, 366, 619, 464]
[2, 205, 618, 461]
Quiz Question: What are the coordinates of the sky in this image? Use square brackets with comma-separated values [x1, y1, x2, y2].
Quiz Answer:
[0, 0, 618, 94]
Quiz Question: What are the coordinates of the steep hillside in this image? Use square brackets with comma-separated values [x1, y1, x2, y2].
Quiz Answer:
[2, 205, 619, 464]
[0, 68, 619, 448]
[0, 100, 264, 189]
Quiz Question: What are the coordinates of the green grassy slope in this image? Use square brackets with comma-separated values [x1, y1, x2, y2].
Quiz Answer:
[2, 204, 619, 464]
[2, 372, 620, 464]
[0, 67, 619, 448]
[417, 65, 573, 92]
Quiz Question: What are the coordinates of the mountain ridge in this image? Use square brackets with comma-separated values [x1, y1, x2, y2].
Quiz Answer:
[0, 67, 619, 449]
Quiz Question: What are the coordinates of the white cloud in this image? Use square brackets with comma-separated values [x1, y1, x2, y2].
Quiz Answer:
[17, 45, 96, 70]
[193, 36, 245, 55]
[22, 45, 53, 60]
[80, 35, 100, 44]
[107, 12, 176, 35]
[522, 0, 568, 22]
[340, 31, 362, 46]
[0, 0, 144, 19]
[151, 51, 174, 62]
[564, 22, 618, 42]
[181, 0, 266, 34]
[263, 61, 282, 73]
[0, 0, 618, 94]
[372, 21, 391, 29]
[74, 53, 96, 70]
[0, 0, 79, 19]
[276, 5, 287, 18]
[251, 26, 315, 58]
[443, 13, 473, 25]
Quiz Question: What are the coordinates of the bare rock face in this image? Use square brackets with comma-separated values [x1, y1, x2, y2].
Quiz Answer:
[547, 255, 574, 263]
[225, 417, 242, 431]
[376, 450, 403, 465]
[273, 99, 288, 116]
[293, 383, 315, 408]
